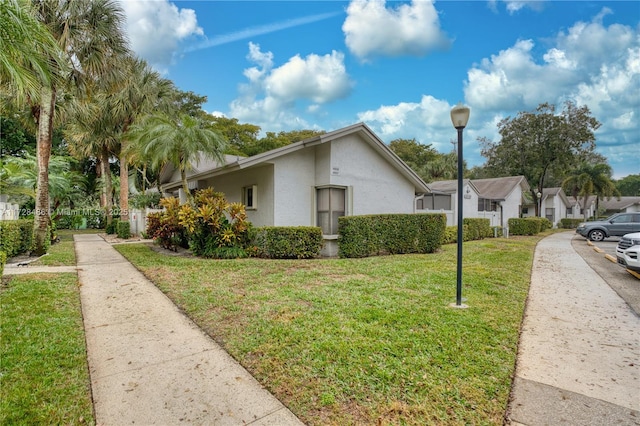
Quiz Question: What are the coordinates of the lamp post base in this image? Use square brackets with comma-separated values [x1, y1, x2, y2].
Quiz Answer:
[448, 302, 469, 309]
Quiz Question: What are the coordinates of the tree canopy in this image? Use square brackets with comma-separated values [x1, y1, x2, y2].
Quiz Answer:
[478, 101, 601, 216]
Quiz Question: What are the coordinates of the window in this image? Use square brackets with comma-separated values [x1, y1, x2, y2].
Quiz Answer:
[566, 207, 572, 215]
[478, 198, 497, 212]
[243, 185, 257, 209]
[522, 207, 529, 214]
[317, 187, 345, 235]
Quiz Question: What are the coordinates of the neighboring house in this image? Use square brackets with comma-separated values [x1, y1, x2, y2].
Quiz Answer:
[418, 176, 530, 228]
[600, 196, 640, 216]
[471, 176, 530, 229]
[539, 187, 572, 226]
[159, 123, 430, 256]
[416, 179, 479, 226]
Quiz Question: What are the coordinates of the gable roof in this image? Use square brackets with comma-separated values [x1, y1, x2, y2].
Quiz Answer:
[471, 176, 530, 201]
[160, 123, 430, 193]
[543, 187, 571, 206]
[426, 179, 478, 195]
[599, 196, 640, 211]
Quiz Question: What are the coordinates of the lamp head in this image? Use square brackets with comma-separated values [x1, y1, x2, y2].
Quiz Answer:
[451, 103, 470, 129]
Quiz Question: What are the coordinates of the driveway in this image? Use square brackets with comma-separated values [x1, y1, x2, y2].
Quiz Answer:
[571, 234, 640, 315]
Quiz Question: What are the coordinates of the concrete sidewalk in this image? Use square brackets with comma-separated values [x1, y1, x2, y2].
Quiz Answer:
[74, 234, 304, 425]
[506, 232, 640, 425]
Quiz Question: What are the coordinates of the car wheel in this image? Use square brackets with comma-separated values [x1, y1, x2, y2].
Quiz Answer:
[588, 229, 605, 242]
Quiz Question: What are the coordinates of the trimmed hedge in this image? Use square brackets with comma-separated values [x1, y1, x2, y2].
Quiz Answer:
[254, 226, 323, 259]
[0, 251, 6, 275]
[463, 218, 492, 240]
[338, 213, 446, 258]
[442, 225, 470, 244]
[560, 218, 583, 229]
[0, 219, 34, 257]
[508, 217, 551, 235]
[116, 220, 131, 239]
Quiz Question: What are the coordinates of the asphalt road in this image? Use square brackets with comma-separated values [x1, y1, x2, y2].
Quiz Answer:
[571, 232, 640, 315]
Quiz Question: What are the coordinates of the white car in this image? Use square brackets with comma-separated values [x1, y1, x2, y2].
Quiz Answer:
[616, 232, 640, 273]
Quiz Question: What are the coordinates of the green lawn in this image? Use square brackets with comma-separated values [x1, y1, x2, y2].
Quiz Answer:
[116, 235, 545, 425]
[31, 229, 101, 266]
[0, 273, 94, 425]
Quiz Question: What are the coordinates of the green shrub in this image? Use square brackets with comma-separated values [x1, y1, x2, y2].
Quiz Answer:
[116, 220, 131, 239]
[178, 189, 252, 258]
[53, 208, 104, 230]
[560, 218, 583, 229]
[338, 214, 446, 258]
[463, 218, 492, 240]
[491, 226, 504, 237]
[508, 218, 541, 235]
[105, 220, 117, 235]
[442, 225, 470, 244]
[254, 227, 323, 259]
[0, 251, 6, 275]
[0, 219, 34, 257]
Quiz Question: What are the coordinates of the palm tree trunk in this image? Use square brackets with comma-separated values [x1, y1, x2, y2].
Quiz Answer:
[101, 147, 113, 226]
[180, 167, 190, 204]
[119, 141, 129, 222]
[33, 86, 56, 255]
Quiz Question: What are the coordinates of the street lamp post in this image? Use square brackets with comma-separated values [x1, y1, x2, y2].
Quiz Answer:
[450, 103, 470, 308]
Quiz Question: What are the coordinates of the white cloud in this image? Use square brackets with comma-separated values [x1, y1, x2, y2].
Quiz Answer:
[342, 0, 450, 61]
[230, 43, 353, 131]
[120, 0, 203, 71]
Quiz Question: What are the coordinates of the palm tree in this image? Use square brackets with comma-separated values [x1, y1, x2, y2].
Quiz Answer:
[28, 0, 129, 254]
[111, 57, 174, 221]
[0, 0, 63, 106]
[129, 114, 227, 203]
[562, 163, 620, 220]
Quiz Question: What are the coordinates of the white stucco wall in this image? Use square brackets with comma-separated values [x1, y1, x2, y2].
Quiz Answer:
[201, 164, 275, 227]
[502, 188, 524, 228]
[271, 149, 316, 226]
[326, 134, 415, 215]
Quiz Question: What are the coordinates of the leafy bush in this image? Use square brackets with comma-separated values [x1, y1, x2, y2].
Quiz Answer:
[0, 251, 6, 275]
[116, 220, 131, 239]
[560, 218, 583, 229]
[0, 219, 34, 257]
[145, 198, 189, 251]
[463, 218, 492, 240]
[53, 208, 105, 230]
[491, 226, 504, 237]
[254, 227, 323, 259]
[442, 225, 470, 244]
[130, 192, 162, 209]
[105, 220, 117, 235]
[177, 189, 252, 258]
[508, 217, 541, 235]
[338, 213, 446, 258]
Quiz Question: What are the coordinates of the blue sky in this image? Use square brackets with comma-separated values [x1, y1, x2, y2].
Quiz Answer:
[120, 0, 640, 179]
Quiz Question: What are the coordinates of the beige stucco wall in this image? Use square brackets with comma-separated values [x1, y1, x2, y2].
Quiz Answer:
[327, 134, 416, 215]
[201, 164, 275, 227]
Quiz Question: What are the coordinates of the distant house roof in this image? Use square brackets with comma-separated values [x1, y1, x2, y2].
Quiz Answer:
[599, 196, 640, 211]
[426, 179, 478, 194]
[542, 187, 571, 206]
[159, 122, 430, 193]
[471, 176, 530, 201]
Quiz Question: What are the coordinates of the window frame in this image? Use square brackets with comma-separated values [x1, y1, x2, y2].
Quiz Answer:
[242, 185, 258, 210]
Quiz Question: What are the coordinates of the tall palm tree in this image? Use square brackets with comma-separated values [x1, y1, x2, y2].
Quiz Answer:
[29, 0, 129, 254]
[111, 57, 174, 221]
[562, 163, 620, 220]
[129, 114, 227, 203]
[0, 0, 63, 106]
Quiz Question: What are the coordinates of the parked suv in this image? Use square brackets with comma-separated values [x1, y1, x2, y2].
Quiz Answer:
[576, 212, 640, 242]
[616, 232, 640, 272]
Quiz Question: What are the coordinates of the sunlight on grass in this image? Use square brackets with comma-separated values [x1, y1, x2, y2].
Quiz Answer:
[117, 235, 543, 425]
[0, 273, 94, 425]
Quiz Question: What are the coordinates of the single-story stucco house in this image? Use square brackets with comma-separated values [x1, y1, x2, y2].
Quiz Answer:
[417, 176, 530, 229]
[159, 122, 430, 256]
